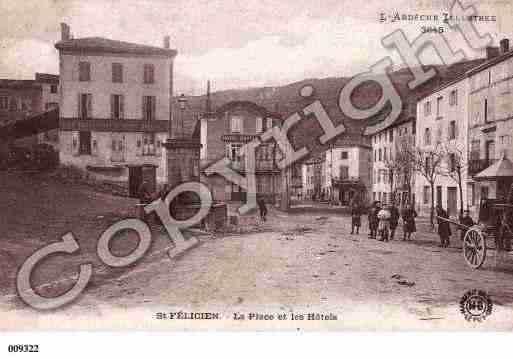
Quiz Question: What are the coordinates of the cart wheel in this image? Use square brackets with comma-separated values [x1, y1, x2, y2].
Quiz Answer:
[463, 226, 487, 269]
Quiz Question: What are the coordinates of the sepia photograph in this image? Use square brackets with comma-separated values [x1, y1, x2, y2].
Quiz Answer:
[2, 1, 513, 348]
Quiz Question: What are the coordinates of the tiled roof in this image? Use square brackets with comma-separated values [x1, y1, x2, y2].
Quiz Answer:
[55, 37, 177, 57]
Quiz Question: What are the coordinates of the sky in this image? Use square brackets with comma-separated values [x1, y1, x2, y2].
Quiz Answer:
[1, 0, 512, 95]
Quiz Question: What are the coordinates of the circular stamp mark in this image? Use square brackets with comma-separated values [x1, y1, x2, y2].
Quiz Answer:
[459, 289, 493, 322]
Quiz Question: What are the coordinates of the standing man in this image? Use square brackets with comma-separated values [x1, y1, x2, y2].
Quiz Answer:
[389, 202, 400, 240]
[401, 202, 417, 241]
[257, 195, 268, 222]
[351, 200, 362, 234]
[436, 204, 452, 248]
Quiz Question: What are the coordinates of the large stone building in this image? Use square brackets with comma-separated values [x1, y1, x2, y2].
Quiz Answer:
[467, 40, 513, 202]
[55, 23, 176, 184]
[200, 100, 283, 202]
[415, 73, 471, 217]
[414, 40, 513, 217]
[367, 106, 416, 207]
[322, 143, 371, 204]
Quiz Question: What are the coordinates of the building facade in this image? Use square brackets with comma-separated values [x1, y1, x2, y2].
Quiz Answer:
[467, 40, 513, 202]
[55, 23, 176, 184]
[415, 77, 471, 217]
[200, 101, 283, 202]
[323, 144, 371, 204]
[369, 115, 416, 206]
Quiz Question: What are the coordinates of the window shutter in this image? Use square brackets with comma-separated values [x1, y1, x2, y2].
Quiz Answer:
[72, 132, 79, 156]
[142, 96, 147, 121]
[225, 144, 231, 159]
[256, 117, 262, 133]
[120, 95, 124, 120]
[136, 133, 143, 156]
[87, 94, 92, 119]
[110, 95, 115, 120]
[78, 93, 82, 119]
[151, 96, 156, 121]
[91, 135, 98, 156]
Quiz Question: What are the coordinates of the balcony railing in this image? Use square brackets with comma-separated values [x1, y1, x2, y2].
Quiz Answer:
[468, 158, 496, 176]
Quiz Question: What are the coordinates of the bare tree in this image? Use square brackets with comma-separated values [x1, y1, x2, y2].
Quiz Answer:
[441, 144, 468, 220]
[394, 134, 415, 205]
[412, 144, 445, 227]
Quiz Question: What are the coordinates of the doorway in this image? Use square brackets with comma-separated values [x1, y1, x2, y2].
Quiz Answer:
[447, 187, 457, 217]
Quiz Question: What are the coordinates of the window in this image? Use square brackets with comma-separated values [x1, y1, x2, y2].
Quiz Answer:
[142, 133, 156, 155]
[112, 63, 123, 83]
[229, 143, 243, 161]
[266, 117, 273, 130]
[256, 117, 263, 133]
[9, 97, 18, 111]
[449, 90, 458, 106]
[468, 183, 475, 206]
[79, 131, 92, 155]
[78, 93, 92, 119]
[50, 84, 58, 93]
[389, 130, 393, 142]
[424, 101, 431, 116]
[436, 96, 443, 117]
[448, 153, 456, 172]
[21, 99, 29, 111]
[0, 97, 7, 109]
[341, 151, 348, 159]
[448, 120, 456, 140]
[424, 128, 431, 145]
[111, 94, 124, 120]
[339, 165, 349, 180]
[374, 149, 377, 162]
[45, 102, 58, 110]
[231, 116, 242, 133]
[423, 186, 430, 204]
[143, 64, 155, 84]
[143, 96, 156, 121]
[79, 61, 91, 81]
[378, 148, 382, 161]
[384, 148, 388, 161]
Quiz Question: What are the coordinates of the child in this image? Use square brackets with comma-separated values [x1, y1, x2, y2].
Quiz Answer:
[377, 205, 391, 242]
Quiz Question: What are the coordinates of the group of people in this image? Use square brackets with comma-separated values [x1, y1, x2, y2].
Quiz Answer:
[350, 201, 418, 242]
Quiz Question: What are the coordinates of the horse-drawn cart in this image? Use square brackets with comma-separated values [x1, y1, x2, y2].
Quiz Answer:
[437, 198, 513, 269]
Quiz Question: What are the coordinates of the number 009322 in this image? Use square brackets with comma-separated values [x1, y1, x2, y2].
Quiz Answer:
[7, 344, 39, 353]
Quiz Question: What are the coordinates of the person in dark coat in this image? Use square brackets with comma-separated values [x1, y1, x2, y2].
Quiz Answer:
[436, 204, 452, 247]
[401, 203, 417, 241]
[368, 201, 381, 239]
[138, 181, 154, 220]
[350, 201, 362, 234]
[459, 209, 474, 241]
[257, 195, 268, 222]
[389, 202, 400, 240]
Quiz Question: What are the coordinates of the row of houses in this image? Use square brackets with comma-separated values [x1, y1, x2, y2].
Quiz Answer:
[415, 39, 513, 217]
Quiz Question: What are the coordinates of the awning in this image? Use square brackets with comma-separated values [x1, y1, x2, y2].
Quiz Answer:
[474, 156, 513, 180]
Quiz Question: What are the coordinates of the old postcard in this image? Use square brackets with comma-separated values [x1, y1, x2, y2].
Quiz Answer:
[1, 0, 513, 336]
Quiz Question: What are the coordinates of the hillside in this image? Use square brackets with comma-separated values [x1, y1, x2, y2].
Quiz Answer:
[185, 58, 485, 156]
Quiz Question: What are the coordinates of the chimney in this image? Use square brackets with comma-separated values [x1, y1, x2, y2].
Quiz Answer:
[500, 38, 510, 54]
[486, 46, 500, 60]
[61, 23, 70, 41]
[163, 36, 170, 49]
